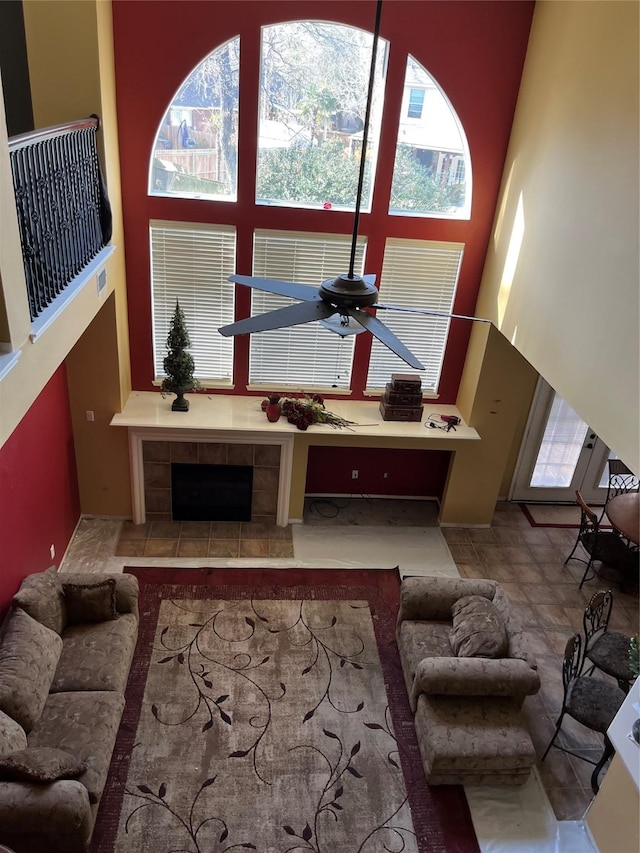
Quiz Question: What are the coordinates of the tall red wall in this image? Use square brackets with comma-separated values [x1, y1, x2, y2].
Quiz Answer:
[112, 0, 534, 401]
[0, 366, 81, 613]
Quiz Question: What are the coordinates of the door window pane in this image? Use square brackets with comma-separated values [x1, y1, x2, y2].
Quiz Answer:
[530, 396, 588, 488]
[256, 22, 387, 211]
[149, 38, 239, 200]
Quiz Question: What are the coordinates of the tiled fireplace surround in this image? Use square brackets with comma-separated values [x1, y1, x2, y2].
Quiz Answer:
[141, 439, 283, 525]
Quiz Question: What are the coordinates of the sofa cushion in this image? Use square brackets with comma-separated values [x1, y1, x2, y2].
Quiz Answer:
[27, 690, 125, 804]
[63, 578, 117, 624]
[0, 747, 87, 782]
[0, 608, 63, 732]
[491, 587, 537, 669]
[0, 710, 27, 757]
[450, 595, 508, 659]
[52, 613, 138, 693]
[397, 620, 454, 680]
[12, 566, 67, 635]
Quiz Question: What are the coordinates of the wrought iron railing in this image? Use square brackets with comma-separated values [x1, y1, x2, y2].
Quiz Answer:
[8, 116, 112, 321]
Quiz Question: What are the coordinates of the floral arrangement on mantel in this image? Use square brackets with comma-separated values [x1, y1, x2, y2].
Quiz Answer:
[260, 393, 356, 431]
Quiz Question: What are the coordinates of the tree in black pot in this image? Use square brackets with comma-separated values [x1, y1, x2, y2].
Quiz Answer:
[162, 301, 200, 411]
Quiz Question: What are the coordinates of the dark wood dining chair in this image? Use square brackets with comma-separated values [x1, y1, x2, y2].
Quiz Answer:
[583, 590, 633, 693]
[600, 459, 639, 522]
[565, 491, 632, 587]
[541, 633, 626, 793]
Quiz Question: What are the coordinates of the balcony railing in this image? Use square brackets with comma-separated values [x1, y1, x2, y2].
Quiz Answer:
[8, 116, 112, 321]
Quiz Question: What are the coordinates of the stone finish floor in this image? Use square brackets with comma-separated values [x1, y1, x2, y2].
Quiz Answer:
[62, 498, 639, 824]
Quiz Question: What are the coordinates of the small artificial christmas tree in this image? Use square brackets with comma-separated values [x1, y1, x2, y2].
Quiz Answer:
[162, 301, 200, 411]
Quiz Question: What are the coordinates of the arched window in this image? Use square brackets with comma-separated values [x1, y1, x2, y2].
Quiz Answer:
[390, 56, 471, 218]
[256, 22, 387, 211]
[149, 37, 240, 200]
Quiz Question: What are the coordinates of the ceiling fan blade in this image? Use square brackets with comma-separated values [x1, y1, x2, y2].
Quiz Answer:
[229, 274, 318, 301]
[349, 309, 425, 370]
[219, 298, 337, 337]
[376, 302, 491, 324]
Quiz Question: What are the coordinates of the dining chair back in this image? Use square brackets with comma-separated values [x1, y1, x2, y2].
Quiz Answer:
[605, 459, 639, 501]
[565, 491, 632, 587]
[583, 589, 633, 692]
[541, 633, 626, 793]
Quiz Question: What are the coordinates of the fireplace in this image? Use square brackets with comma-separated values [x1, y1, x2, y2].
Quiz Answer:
[171, 463, 253, 522]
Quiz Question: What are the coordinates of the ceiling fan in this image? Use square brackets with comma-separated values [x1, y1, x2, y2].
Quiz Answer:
[218, 0, 487, 371]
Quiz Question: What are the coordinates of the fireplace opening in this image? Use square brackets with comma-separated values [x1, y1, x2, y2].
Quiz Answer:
[171, 463, 253, 522]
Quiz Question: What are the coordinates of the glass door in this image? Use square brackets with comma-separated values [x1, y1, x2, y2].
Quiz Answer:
[511, 380, 611, 503]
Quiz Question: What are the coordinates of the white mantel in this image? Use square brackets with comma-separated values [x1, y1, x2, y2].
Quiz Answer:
[110, 391, 479, 441]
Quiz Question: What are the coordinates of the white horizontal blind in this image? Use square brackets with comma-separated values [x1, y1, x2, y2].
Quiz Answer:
[150, 221, 236, 384]
[366, 238, 464, 394]
[249, 230, 366, 389]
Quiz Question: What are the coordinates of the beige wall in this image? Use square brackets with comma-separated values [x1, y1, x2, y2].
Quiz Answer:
[477, 0, 639, 473]
[14, 0, 133, 514]
[445, 323, 539, 524]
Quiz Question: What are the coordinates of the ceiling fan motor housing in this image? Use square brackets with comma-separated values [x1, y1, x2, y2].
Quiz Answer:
[319, 274, 379, 308]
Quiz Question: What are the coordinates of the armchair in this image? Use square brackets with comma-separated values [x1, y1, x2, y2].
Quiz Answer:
[397, 577, 539, 711]
[396, 577, 539, 785]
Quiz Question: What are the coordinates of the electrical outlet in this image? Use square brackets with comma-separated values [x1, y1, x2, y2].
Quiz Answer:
[383, 472, 388, 478]
[351, 469, 358, 479]
[86, 410, 95, 422]
[50, 544, 55, 560]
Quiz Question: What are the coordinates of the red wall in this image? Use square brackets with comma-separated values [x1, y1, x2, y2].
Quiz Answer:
[112, 0, 534, 402]
[306, 446, 451, 498]
[0, 366, 80, 613]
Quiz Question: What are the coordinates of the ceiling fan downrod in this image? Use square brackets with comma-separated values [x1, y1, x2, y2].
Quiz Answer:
[347, 0, 383, 282]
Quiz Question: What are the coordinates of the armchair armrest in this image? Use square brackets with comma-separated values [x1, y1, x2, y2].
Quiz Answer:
[0, 779, 93, 853]
[411, 656, 540, 708]
[60, 572, 139, 618]
[398, 577, 498, 624]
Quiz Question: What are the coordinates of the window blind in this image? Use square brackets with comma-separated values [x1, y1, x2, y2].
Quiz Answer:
[249, 230, 366, 390]
[150, 221, 236, 384]
[366, 238, 464, 394]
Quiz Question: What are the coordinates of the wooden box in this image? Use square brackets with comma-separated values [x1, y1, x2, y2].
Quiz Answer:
[390, 373, 422, 394]
[384, 383, 423, 406]
[379, 399, 423, 422]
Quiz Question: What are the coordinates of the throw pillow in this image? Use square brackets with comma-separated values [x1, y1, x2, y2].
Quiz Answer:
[450, 595, 508, 658]
[0, 747, 87, 783]
[63, 579, 117, 624]
[0, 710, 28, 756]
[0, 608, 63, 732]
[12, 566, 67, 634]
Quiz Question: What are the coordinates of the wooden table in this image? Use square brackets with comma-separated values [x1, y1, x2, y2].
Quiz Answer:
[605, 492, 640, 545]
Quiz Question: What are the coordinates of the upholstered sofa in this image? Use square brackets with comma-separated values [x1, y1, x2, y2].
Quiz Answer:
[397, 576, 540, 785]
[0, 568, 139, 853]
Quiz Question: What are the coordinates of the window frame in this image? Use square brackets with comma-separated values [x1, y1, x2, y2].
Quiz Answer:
[144, 19, 474, 401]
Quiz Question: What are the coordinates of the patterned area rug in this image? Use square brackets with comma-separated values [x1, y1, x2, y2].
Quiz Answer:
[89, 568, 479, 853]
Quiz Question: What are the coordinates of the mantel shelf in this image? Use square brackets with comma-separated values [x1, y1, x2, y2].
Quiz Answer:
[111, 392, 480, 443]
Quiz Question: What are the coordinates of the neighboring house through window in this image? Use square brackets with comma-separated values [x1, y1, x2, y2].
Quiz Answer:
[407, 88, 425, 119]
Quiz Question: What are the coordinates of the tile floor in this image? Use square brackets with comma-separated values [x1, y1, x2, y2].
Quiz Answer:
[115, 519, 294, 559]
[443, 501, 639, 822]
[61, 498, 639, 828]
